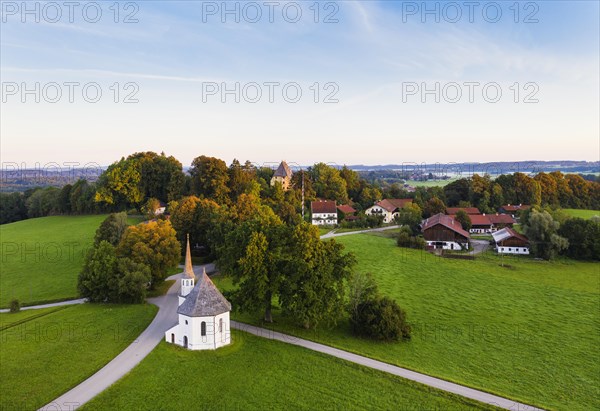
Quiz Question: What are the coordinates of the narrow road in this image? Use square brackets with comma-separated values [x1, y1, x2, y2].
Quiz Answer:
[321, 225, 400, 239]
[38, 272, 182, 411]
[0, 298, 86, 313]
[37, 265, 543, 411]
[232, 321, 543, 411]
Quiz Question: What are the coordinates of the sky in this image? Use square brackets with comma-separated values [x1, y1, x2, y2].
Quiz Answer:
[1, 0, 599, 167]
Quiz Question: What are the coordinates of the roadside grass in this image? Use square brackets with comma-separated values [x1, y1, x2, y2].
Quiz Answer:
[213, 234, 600, 411]
[563, 208, 600, 219]
[81, 333, 498, 411]
[318, 227, 334, 236]
[0, 303, 157, 410]
[0, 215, 107, 307]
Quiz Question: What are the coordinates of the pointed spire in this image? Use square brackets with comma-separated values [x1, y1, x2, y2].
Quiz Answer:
[183, 234, 195, 279]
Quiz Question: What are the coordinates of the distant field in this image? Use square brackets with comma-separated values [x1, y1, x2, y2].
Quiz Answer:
[214, 234, 600, 411]
[0, 215, 143, 307]
[563, 209, 600, 219]
[0, 303, 157, 410]
[82, 333, 497, 411]
[406, 178, 459, 187]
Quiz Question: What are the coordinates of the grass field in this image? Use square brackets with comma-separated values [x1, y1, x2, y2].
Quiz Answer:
[82, 333, 497, 411]
[213, 234, 600, 411]
[0, 303, 157, 410]
[406, 178, 459, 187]
[563, 208, 600, 219]
[0, 215, 141, 307]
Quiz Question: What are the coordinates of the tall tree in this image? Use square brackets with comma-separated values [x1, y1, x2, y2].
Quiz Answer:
[95, 158, 144, 209]
[523, 210, 568, 260]
[117, 220, 181, 288]
[190, 155, 230, 204]
[127, 151, 185, 202]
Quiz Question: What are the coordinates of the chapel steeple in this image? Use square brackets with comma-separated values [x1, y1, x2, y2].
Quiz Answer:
[179, 234, 195, 303]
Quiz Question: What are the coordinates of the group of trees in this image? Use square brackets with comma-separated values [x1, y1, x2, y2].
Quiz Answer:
[521, 208, 600, 261]
[442, 172, 600, 212]
[78, 213, 180, 303]
[0, 180, 101, 224]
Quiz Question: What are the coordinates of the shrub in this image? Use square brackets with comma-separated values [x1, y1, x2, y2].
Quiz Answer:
[9, 299, 20, 313]
[396, 226, 426, 249]
[351, 297, 411, 341]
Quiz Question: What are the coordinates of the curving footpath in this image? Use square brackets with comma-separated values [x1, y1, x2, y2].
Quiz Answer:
[36, 265, 543, 411]
[320, 225, 400, 239]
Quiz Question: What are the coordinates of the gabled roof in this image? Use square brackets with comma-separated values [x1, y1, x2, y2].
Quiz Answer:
[446, 207, 480, 215]
[421, 213, 470, 239]
[501, 204, 531, 212]
[376, 198, 413, 212]
[178, 268, 232, 317]
[273, 161, 292, 178]
[492, 227, 528, 244]
[337, 204, 356, 214]
[311, 200, 337, 214]
[488, 214, 517, 225]
[468, 214, 492, 226]
[183, 234, 195, 279]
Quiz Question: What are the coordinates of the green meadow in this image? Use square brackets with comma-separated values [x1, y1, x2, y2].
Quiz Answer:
[214, 233, 600, 411]
[0, 215, 140, 307]
[563, 208, 600, 219]
[0, 303, 157, 410]
[82, 333, 497, 411]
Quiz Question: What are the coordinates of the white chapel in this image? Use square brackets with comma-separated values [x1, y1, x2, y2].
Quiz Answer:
[165, 235, 232, 350]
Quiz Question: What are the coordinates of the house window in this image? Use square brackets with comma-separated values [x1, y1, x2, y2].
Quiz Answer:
[185, 320, 188, 325]
[201, 321, 206, 336]
[219, 318, 223, 333]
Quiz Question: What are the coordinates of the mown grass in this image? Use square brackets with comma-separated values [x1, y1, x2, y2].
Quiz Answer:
[563, 208, 600, 219]
[82, 333, 498, 411]
[213, 234, 600, 411]
[0, 215, 143, 307]
[0, 303, 157, 410]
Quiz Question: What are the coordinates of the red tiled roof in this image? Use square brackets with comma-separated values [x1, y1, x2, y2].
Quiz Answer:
[446, 207, 480, 215]
[337, 204, 356, 214]
[311, 200, 337, 214]
[421, 213, 470, 239]
[501, 204, 531, 212]
[468, 214, 492, 226]
[377, 198, 412, 212]
[492, 227, 529, 244]
[488, 214, 516, 225]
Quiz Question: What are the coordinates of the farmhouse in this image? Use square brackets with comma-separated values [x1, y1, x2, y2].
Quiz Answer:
[468, 214, 493, 234]
[270, 160, 293, 190]
[365, 198, 412, 223]
[421, 213, 470, 250]
[499, 204, 530, 218]
[488, 213, 517, 229]
[337, 204, 358, 221]
[165, 236, 232, 350]
[492, 228, 530, 255]
[446, 207, 480, 215]
[311, 200, 338, 225]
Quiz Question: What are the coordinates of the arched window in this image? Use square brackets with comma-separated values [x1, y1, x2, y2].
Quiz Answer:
[201, 321, 206, 336]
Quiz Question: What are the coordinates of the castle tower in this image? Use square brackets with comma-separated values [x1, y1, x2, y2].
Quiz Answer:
[179, 234, 195, 306]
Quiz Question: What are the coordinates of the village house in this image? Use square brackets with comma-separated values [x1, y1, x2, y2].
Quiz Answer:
[270, 161, 293, 191]
[337, 204, 358, 222]
[492, 228, 530, 255]
[365, 198, 413, 223]
[311, 200, 338, 225]
[446, 207, 480, 215]
[165, 235, 232, 350]
[499, 204, 531, 219]
[488, 213, 517, 229]
[467, 214, 494, 234]
[421, 213, 470, 250]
